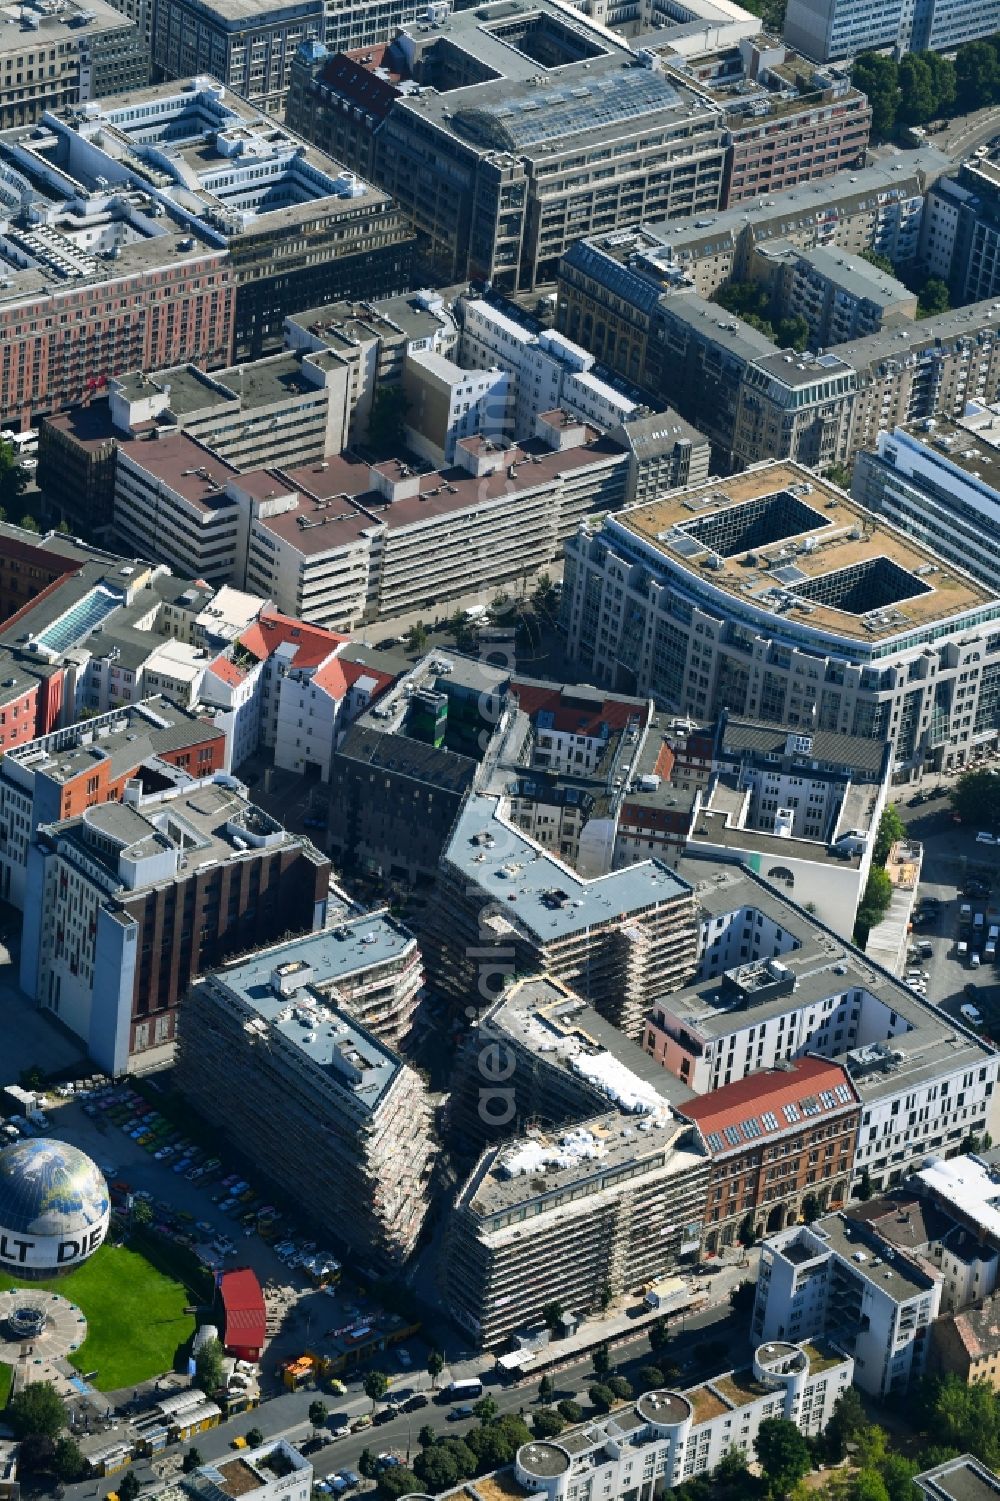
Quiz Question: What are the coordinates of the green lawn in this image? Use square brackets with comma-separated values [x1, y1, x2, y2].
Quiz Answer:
[0, 1242, 197, 1391]
[0, 1362, 11, 1408]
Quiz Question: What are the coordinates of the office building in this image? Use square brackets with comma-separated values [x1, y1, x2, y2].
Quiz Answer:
[556, 149, 947, 392]
[608, 409, 711, 503]
[678, 1058, 860, 1250]
[644, 860, 999, 1194]
[501, 1343, 852, 1491]
[445, 1108, 709, 1346]
[752, 1210, 941, 1396]
[178, 932, 436, 1264]
[424, 789, 698, 1037]
[286, 42, 415, 182]
[918, 161, 1000, 308]
[784, 0, 1000, 62]
[113, 433, 242, 585]
[26, 78, 413, 361]
[231, 418, 628, 631]
[401, 353, 510, 468]
[0, 0, 148, 131]
[562, 460, 1000, 776]
[20, 775, 331, 1074]
[0, 696, 226, 909]
[183, 1442, 312, 1501]
[151, 0, 323, 114]
[915, 1456, 1000, 1501]
[853, 408, 1000, 598]
[294, 0, 727, 291]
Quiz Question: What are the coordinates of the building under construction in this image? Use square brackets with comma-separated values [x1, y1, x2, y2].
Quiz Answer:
[177, 926, 436, 1267]
[444, 1106, 708, 1348]
[423, 792, 698, 1038]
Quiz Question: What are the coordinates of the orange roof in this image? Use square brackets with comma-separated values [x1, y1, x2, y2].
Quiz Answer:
[237, 608, 347, 670]
[208, 655, 246, 687]
[679, 1057, 858, 1153]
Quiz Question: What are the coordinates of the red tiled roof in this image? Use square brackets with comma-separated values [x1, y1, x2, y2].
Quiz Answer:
[207, 655, 245, 687]
[220, 1268, 266, 1349]
[654, 741, 675, 780]
[679, 1057, 858, 1153]
[237, 608, 346, 670]
[511, 681, 646, 737]
[318, 49, 402, 121]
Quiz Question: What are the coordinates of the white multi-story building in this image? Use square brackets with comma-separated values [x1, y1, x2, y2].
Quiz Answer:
[460, 300, 639, 439]
[402, 351, 510, 467]
[114, 433, 241, 586]
[752, 1212, 941, 1396]
[184, 1441, 312, 1501]
[645, 860, 999, 1196]
[783, 0, 1000, 61]
[506, 1345, 852, 1498]
[854, 409, 1000, 598]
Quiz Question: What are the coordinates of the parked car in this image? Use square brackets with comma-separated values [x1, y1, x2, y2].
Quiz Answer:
[962, 1003, 985, 1026]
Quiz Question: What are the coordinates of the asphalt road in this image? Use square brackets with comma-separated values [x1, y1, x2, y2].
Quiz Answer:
[59, 1300, 748, 1501]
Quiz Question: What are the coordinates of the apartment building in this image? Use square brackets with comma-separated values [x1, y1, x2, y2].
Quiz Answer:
[0, 697, 226, 909]
[686, 717, 891, 939]
[502, 1343, 851, 1494]
[151, 0, 322, 113]
[562, 460, 1000, 776]
[752, 1211, 941, 1396]
[556, 149, 947, 390]
[199, 608, 390, 780]
[0, 0, 147, 130]
[20, 775, 331, 1074]
[679, 1058, 861, 1251]
[177, 935, 436, 1265]
[643, 860, 999, 1195]
[345, 2, 726, 291]
[402, 353, 510, 468]
[232, 417, 628, 632]
[184, 1441, 312, 1501]
[932, 1294, 1000, 1389]
[784, 0, 1000, 61]
[764, 243, 917, 346]
[23, 78, 414, 361]
[424, 789, 698, 1037]
[445, 1109, 709, 1346]
[608, 410, 711, 503]
[853, 409, 1000, 598]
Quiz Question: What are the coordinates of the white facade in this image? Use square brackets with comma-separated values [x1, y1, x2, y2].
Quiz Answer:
[114, 446, 241, 585]
[510, 1345, 852, 1501]
[752, 1215, 940, 1397]
[460, 299, 638, 438]
[403, 350, 511, 466]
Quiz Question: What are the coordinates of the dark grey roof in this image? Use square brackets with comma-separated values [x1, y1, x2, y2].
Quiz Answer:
[717, 716, 889, 778]
[336, 723, 477, 795]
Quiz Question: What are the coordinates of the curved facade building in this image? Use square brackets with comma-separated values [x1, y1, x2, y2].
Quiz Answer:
[0, 1138, 109, 1277]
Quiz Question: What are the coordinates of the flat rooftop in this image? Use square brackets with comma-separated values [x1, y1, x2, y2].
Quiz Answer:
[616, 461, 995, 644]
[791, 243, 915, 310]
[916, 1456, 1000, 1501]
[809, 1212, 937, 1300]
[898, 411, 1000, 498]
[689, 774, 874, 865]
[446, 791, 692, 944]
[118, 431, 237, 512]
[5, 698, 222, 786]
[0, 0, 131, 54]
[203, 924, 411, 1113]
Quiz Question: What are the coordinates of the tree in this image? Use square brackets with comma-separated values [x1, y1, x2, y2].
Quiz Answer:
[9, 1381, 66, 1440]
[857, 1166, 873, 1201]
[856, 866, 893, 937]
[775, 315, 810, 354]
[472, 1396, 498, 1423]
[647, 1318, 669, 1351]
[366, 386, 409, 453]
[861, 250, 895, 276]
[52, 1437, 84, 1485]
[404, 621, 428, 654]
[19, 514, 38, 533]
[244, 1428, 264, 1448]
[592, 1344, 611, 1378]
[195, 1337, 225, 1396]
[588, 1384, 615, 1412]
[918, 278, 950, 319]
[852, 53, 900, 138]
[874, 803, 905, 865]
[952, 768, 1000, 831]
[0, 439, 26, 513]
[880, 1454, 921, 1501]
[637, 1366, 664, 1391]
[801, 1192, 820, 1225]
[413, 1446, 460, 1492]
[379, 1467, 422, 1500]
[607, 1376, 633, 1401]
[16, 1436, 56, 1478]
[118, 1470, 141, 1501]
[897, 54, 936, 124]
[182, 1449, 204, 1474]
[435, 1439, 477, 1479]
[919, 50, 956, 114]
[852, 1471, 890, 1501]
[825, 1388, 866, 1462]
[358, 1449, 377, 1481]
[558, 1400, 584, 1423]
[466, 1415, 531, 1470]
[738, 1213, 758, 1251]
[308, 1401, 328, 1433]
[131, 1196, 154, 1228]
[538, 1374, 555, 1403]
[755, 1418, 812, 1498]
[364, 1370, 390, 1411]
[532, 1408, 565, 1438]
[532, 573, 559, 619]
[542, 1301, 565, 1334]
[427, 1350, 445, 1389]
[730, 1279, 757, 1315]
[956, 41, 999, 111]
